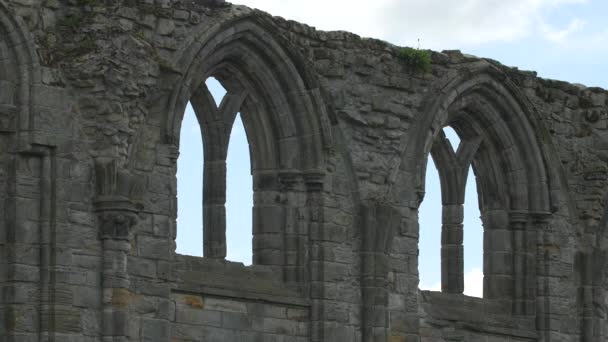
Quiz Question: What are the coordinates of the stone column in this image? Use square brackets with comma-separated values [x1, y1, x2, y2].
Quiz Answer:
[441, 204, 464, 293]
[510, 211, 528, 315]
[360, 203, 400, 342]
[97, 209, 138, 342]
[578, 247, 607, 342]
[94, 159, 143, 342]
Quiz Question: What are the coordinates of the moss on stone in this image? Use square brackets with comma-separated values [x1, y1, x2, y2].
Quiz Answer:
[397, 47, 431, 73]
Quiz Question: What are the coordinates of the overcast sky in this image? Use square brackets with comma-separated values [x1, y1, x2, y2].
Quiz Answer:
[176, 0, 607, 299]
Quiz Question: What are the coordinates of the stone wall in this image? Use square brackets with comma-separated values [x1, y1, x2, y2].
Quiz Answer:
[0, 0, 607, 341]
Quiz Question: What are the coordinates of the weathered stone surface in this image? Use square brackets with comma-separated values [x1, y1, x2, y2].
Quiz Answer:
[0, 0, 607, 341]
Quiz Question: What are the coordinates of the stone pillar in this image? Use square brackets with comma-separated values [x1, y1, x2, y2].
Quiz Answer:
[94, 158, 143, 342]
[510, 211, 528, 315]
[97, 210, 137, 342]
[578, 248, 607, 342]
[441, 204, 464, 293]
[360, 203, 400, 342]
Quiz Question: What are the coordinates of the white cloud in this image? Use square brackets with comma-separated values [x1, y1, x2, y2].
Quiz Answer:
[233, 0, 587, 49]
[463, 267, 483, 298]
[540, 17, 586, 43]
[419, 267, 483, 298]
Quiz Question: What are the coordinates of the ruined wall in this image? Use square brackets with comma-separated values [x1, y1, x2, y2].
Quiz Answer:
[0, 0, 607, 341]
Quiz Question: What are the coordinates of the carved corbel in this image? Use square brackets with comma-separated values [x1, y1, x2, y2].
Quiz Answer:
[98, 211, 138, 241]
[93, 158, 146, 239]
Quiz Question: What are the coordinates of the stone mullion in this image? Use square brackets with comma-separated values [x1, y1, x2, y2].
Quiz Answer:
[199, 90, 240, 259]
[202, 160, 227, 259]
[441, 204, 464, 294]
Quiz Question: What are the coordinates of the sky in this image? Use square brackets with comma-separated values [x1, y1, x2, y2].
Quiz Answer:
[175, 0, 608, 298]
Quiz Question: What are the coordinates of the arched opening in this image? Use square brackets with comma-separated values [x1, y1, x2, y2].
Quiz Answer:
[176, 102, 204, 256]
[419, 155, 441, 291]
[225, 113, 253, 264]
[444, 126, 484, 298]
[463, 164, 483, 298]
[161, 19, 328, 284]
[176, 77, 229, 257]
[206, 77, 228, 105]
[419, 126, 484, 297]
[407, 69, 552, 319]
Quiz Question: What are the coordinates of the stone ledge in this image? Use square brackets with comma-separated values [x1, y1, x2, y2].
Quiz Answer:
[173, 254, 309, 307]
[420, 290, 537, 340]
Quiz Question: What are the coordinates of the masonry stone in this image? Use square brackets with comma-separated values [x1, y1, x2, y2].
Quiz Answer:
[0, 0, 607, 341]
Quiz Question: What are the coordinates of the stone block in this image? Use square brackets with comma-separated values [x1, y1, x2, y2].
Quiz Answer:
[137, 235, 170, 260]
[204, 297, 248, 313]
[175, 308, 221, 326]
[142, 319, 170, 341]
[127, 256, 157, 278]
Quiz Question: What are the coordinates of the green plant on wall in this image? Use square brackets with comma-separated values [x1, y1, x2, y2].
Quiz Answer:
[397, 47, 431, 73]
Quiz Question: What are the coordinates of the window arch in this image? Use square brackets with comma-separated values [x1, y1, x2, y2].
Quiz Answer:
[397, 66, 553, 318]
[161, 19, 330, 282]
[423, 125, 484, 296]
[175, 76, 254, 263]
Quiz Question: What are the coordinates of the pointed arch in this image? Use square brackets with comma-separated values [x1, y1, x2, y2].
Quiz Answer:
[396, 62, 566, 318]
[144, 14, 335, 281]
[0, 0, 41, 132]
[163, 16, 331, 173]
[393, 63, 553, 214]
